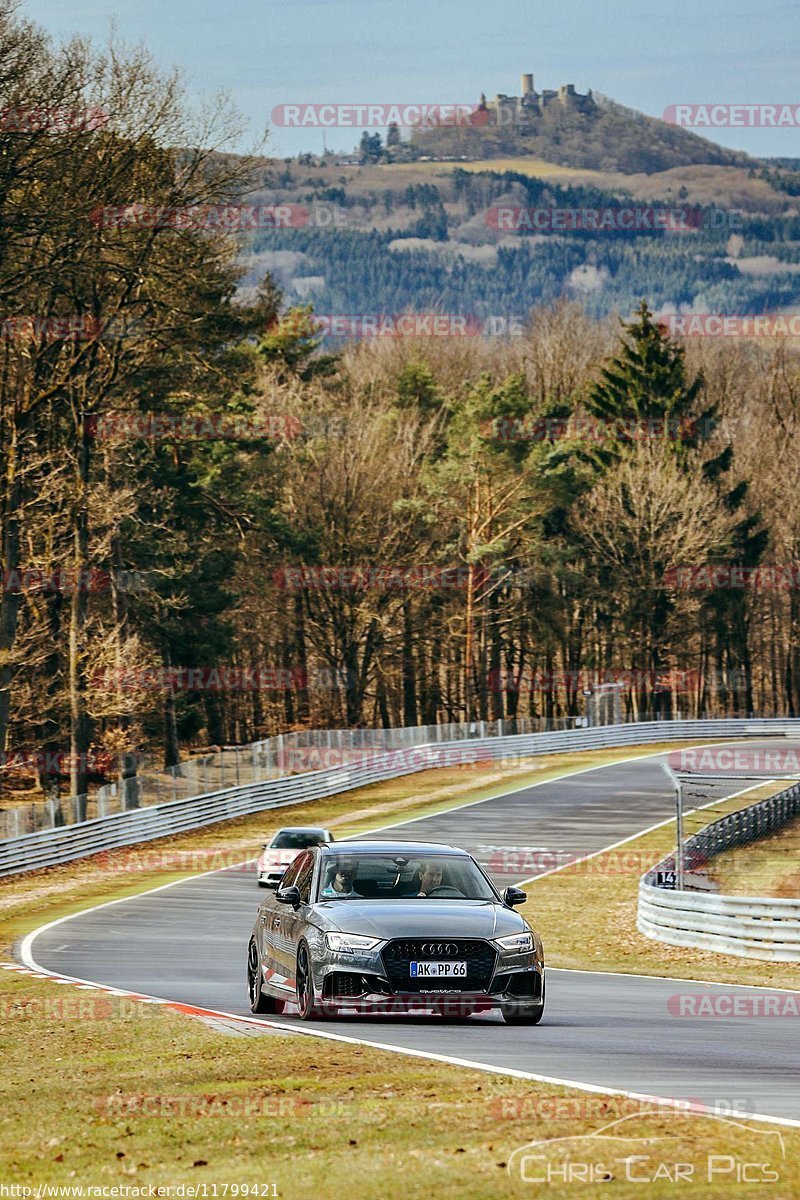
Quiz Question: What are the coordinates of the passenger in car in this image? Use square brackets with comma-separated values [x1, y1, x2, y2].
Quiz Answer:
[321, 864, 362, 898]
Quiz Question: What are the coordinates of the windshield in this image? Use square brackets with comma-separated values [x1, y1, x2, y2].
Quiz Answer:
[317, 854, 496, 901]
[271, 830, 327, 849]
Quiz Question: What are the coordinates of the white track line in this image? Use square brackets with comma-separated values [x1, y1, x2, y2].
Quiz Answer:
[17, 739, 800, 1130]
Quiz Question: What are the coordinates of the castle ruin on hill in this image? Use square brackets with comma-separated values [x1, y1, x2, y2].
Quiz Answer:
[479, 73, 596, 124]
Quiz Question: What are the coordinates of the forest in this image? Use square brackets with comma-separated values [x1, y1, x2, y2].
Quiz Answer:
[245, 166, 800, 323]
[1, 5, 799, 801]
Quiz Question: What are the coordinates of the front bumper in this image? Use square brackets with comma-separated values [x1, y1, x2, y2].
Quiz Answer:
[315, 936, 543, 1010]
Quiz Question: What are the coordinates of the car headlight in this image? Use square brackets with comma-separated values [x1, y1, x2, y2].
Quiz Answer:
[493, 932, 534, 953]
[325, 933, 382, 954]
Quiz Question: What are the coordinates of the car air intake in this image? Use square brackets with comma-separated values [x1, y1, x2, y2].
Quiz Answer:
[323, 972, 370, 998]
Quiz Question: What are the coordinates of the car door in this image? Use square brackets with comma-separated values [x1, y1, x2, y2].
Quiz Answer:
[281, 848, 316, 971]
[263, 852, 305, 982]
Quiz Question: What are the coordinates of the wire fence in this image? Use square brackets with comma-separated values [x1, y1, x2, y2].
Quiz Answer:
[2, 717, 797, 878]
[655, 779, 800, 881]
[1, 716, 595, 840]
[639, 779, 800, 961]
[0, 710, 765, 842]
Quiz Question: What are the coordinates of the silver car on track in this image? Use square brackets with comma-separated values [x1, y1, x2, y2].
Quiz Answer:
[247, 840, 545, 1024]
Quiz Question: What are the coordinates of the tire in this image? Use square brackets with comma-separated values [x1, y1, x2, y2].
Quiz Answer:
[247, 938, 284, 1015]
[258, 880, 269, 888]
[501, 980, 545, 1025]
[296, 941, 327, 1020]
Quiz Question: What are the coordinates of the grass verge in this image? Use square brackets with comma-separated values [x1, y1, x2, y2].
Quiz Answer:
[2, 964, 797, 1197]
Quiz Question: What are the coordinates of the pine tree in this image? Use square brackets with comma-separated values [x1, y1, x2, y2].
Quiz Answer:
[586, 300, 714, 462]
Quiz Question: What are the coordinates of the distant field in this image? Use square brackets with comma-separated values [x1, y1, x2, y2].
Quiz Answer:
[360, 159, 785, 210]
[375, 157, 609, 182]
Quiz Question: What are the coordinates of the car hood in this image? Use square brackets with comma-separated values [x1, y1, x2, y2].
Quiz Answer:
[317, 900, 527, 940]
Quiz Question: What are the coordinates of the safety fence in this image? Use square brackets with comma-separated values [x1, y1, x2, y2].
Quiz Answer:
[638, 780, 800, 962]
[0, 715, 582, 841]
[1, 716, 797, 878]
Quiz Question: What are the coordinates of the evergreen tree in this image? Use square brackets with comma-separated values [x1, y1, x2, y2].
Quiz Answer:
[586, 300, 714, 463]
[358, 131, 383, 163]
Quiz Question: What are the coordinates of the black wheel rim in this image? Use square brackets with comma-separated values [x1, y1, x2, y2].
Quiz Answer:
[247, 940, 260, 1008]
[297, 946, 311, 1014]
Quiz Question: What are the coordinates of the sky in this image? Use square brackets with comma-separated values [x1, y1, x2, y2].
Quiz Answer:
[22, 0, 800, 160]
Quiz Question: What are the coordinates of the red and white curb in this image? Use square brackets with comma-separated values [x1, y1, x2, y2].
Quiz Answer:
[0, 960, 287, 1033]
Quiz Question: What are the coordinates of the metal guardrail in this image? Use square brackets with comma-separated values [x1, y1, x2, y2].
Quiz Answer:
[0, 715, 585, 840]
[1, 716, 798, 879]
[638, 780, 800, 962]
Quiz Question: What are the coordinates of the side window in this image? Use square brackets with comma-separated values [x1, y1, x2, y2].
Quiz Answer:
[294, 851, 314, 904]
[280, 855, 303, 889]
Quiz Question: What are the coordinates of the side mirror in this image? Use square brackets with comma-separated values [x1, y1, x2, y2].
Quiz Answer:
[502, 886, 527, 908]
[276, 885, 302, 908]
[261, 843, 270, 850]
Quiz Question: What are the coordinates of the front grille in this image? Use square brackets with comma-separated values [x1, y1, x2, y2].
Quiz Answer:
[381, 939, 497, 993]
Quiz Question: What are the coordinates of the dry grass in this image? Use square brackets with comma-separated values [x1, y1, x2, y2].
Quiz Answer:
[2, 964, 796, 1196]
[708, 816, 800, 899]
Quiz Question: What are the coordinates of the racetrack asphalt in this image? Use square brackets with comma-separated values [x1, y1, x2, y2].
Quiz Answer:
[25, 743, 800, 1122]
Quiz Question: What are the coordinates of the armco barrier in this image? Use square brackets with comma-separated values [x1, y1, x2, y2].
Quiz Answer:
[1, 717, 799, 879]
[638, 780, 800, 962]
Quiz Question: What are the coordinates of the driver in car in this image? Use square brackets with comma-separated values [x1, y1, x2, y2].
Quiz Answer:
[410, 861, 443, 896]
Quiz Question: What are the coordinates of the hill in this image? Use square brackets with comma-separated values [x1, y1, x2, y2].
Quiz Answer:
[409, 91, 753, 175]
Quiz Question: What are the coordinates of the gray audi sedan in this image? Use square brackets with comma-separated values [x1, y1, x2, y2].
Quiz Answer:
[247, 840, 545, 1024]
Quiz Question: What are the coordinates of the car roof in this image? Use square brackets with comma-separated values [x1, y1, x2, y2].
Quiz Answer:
[318, 841, 469, 856]
[274, 826, 331, 835]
